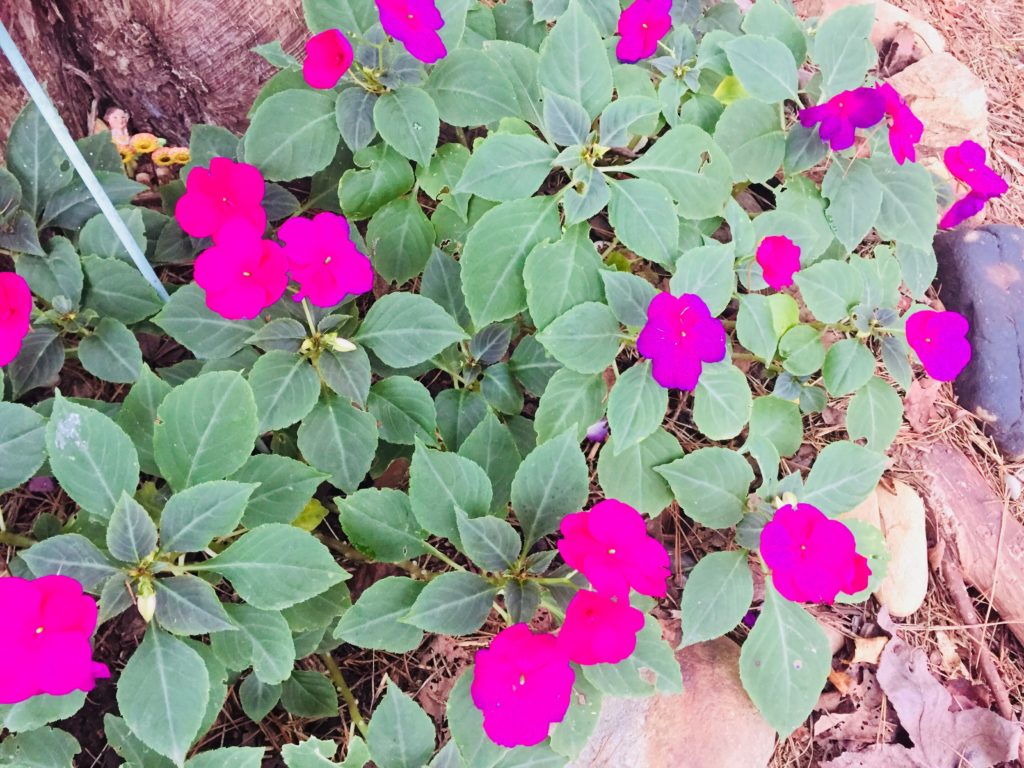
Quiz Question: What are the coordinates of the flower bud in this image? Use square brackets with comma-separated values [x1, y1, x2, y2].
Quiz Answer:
[136, 580, 157, 623]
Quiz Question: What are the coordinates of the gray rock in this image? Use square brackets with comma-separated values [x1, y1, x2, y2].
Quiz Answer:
[935, 225, 1024, 459]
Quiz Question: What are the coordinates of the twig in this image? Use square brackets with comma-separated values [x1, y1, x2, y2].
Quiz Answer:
[320, 652, 369, 738]
[0, 530, 35, 548]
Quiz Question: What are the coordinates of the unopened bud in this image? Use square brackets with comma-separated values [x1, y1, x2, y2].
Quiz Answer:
[136, 580, 156, 623]
[331, 335, 357, 353]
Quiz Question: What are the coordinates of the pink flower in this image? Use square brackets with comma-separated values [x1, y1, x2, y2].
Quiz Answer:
[876, 83, 923, 165]
[905, 309, 971, 382]
[558, 499, 670, 600]
[759, 504, 870, 604]
[558, 590, 646, 665]
[375, 0, 447, 64]
[944, 140, 1009, 200]
[0, 575, 110, 704]
[471, 624, 574, 748]
[278, 212, 374, 308]
[939, 192, 987, 230]
[585, 418, 609, 443]
[755, 235, 801, 290]
[303, 29, 354, 89]
[175, 157, 267, 239]
[637, 293, 727, 390]
[0, 273, 33, 367]
[615, 0, 673, 63]
[799, 88, 886, 152]
[193, 219, 289, 320]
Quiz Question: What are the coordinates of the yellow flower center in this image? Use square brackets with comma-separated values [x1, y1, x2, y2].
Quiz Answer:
[608, 548, 616, 555]
[36, 626, 44, 634]
[519, 674, 526, 686]
[242, 271, 252, 277]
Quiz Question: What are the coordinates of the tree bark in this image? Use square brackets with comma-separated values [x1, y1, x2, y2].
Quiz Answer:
[0, 0, 308, 150]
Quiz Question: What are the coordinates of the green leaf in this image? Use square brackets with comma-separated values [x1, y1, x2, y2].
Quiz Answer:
[538, 0, 613, 120]
[458, 134, 555, 202]
[536, 302, 621, 374]
[600, 95, 661, 147]
[0, 727, 80, 767]
[231, 454, 328, 527]
[409, 439, 493, 543]
[549, 675, 603, 760]
[21, 535, 117, 592]
[0, 692, 85, 734]
[680, 551, 753, 646]
[367, 377, 436, 445]
[822, 160, 882, 252]
[562, 164, 610, 226]
[657, 446, 754, 528]
[297, 397, 378, 492]
[82, 255, 163, 325]
[365, 197, 435, 283]
[742, 0, 806, 63]
[16, 236, 83, 308]
[154, 283, 258, 360]
[871, 156, 938, 250]
[895, 242, 936, 299]
[42, 172, 145, 231]
[511, 430, 589, 546]
[459, 411, 522, 512]
[847, 376, 903, 451]
[340, 144, 415, 221]
[46, 394, 140, 520]
[822, 338, 875, 396]
[739, 586, 832, 737]
[461, 195, 561, 328]
[194, 524, 349, 610]
[422, 248, 471, 329]
[404, 571, 498, 635]
[319, 346, 372, 407]
[748, 396, 803, 457]
[181, 124, 240, 180]
[542, 89, 591, 146]
[78, 317, 142, 384]
[0, 210, 44, 256]
[367, 681, 436, 768]
[281, 670, 338, 718]
[456, 509, 521, 571]
[482, 363, 525, 415]
[446, 671, 505, 768]
[669, 243, 737, 317]
[6, 103, 71, 216]
[598, 428, 681, 516]
[582, 615, 683, 696]
[6, 328, 64, 398]
[336, 88, 378, 152]
[160, 481, 256, 552]
[240, 676, 281, 724]
[693, 361, 752, 440]
[213, 604, 295, 685]
[0, 402, 46, 493]
[606, 361, 668, 454]
[813, 4, 876, 97]
[248, 352, 320, 433]
[186, 747, 266, 768]
[356, 293, 467, 367]
[154, 372, 258, 491]
[434, 389, 488, 450]
[334, 576, 426, 652]
[373, 87, 440, 166]
[713, 100, 785, 183]
[245, 91, 340, 181]
[778, 325, 825, 376]
[524, 223, 605, 330]
[154, 575, 236, 635]
[107, 492, 157, 563]
[784, 123, 828, 175]
[534, 368, 605, 443]
[623, 126, 733, 220]
[78, 208, 146, 262]
[117, 628, 210, 766]
[723, 36, 798, 102]
[802, 441, 888, 516]
[303, 0, 378, 35]
[482, 40, 544, 126]
[426, 49, 517, 126]
[336, 488, 428, 562]
[607, 178, 679, 267]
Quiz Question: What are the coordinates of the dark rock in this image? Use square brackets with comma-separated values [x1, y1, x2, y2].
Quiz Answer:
[935, 225, 1024, 459]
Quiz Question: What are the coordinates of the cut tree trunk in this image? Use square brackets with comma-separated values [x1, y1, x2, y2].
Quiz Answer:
[0, 0, 307, 149]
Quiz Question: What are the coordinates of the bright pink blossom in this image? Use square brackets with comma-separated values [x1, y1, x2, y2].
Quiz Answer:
[876, 83, 923, 165]
[944, 140, 1009, 200]
[0, 575, 110, 704]
[0, 273, 33, 367]
[755, 235, 801, 290]
[939, 193, 987, 230]
[558, 590, 645, 665]
[175, 157, 267, 239]
[375, 0, 447, 64]
[303, 29, 354, 89]
[615, 0, 673, 63]
[905, 309, 971, 382]
[471, 624, 574, 748]
[760, 503, 871, 604]
[278, 212, 374, 308]
[193, 219, 288, 320]
[637, 293, 727, 391]
[799, 88, 886, 152]
[558, 499, 670, 600]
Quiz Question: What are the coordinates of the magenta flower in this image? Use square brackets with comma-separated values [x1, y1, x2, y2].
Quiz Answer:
[193, 219, 289, 320]
[755, 235, 801, 290]
[799, 88, 886, 152]
[0, 576, 110, 704]
[471, 624, 574, 748]
[303, 29, 354, 89]
[175, 157, 267, 239]
[905, 309, 971, 382]
[558, 499, 670, 600]
[278, 212, 374, 308]
[615, 0, 673, 63]
[585, 418, 609, 443]
[759, 503, 870, 604]
[637, 293, 727, 391]
[375, 0, 447, 64]
[876, 83, 923, 165]
[944, 140, 1009, 200]
[558, 590, 646, 665]
[939, 193, 987, 230]
[0, 273, 33, 367]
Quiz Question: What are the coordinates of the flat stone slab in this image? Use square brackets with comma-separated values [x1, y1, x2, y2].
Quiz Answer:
[935, 225, 1024, 459]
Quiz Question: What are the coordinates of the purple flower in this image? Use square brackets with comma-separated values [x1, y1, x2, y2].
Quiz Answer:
[939, 141, 1008, 229]
[877, 83, 923, 165]
[939, 193, 987, 230]
[637, 293, 726, 391]
[585, 418, 609, 443]
[799, 88, 886, 152]
[905, 309, 971, 382]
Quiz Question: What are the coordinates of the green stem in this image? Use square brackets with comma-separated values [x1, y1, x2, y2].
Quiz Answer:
[320, 653, 369, 737]
[300, 298, 318, 336]
[423, 542, 466, 571]
[531, 576, 576, 587]
[0, 530, 35, 548]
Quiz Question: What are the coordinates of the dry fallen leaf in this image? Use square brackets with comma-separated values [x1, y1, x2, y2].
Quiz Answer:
[823, 744, 926, 767]
[852, 636, 888, 666]
[904, 378, 944, 433]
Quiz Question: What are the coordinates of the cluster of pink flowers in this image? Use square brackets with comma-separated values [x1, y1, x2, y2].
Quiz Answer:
[756, 235, 801, 290]
[472, 500, 670, 747]
[939, 140, 1009, 229]
[637, 293, 727, 390]
[0, 576, 110, 704]
[759, 503, 870, 603]
[175, 157, 374, 319]
[0, 272, 33, 368]
[905, 309, 971, 381]
[615, 0, 672, 63]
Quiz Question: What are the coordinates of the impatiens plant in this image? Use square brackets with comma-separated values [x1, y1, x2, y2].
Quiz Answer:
[0, 0, 1012, 764]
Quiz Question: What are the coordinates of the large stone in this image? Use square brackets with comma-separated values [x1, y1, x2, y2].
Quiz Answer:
[874, 481, 929, 618]
[935, 225, 1024, 459]
[819, 0, 946, 57]
[569, 637, 775, 768]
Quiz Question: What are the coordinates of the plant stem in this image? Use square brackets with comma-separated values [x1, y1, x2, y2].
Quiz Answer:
[0, 530, 35, 548]
[301, 298, 318, 336]
[320, 653, 369, 738]
[422, 542, 466, 571]
[532, 576, 576, 587]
